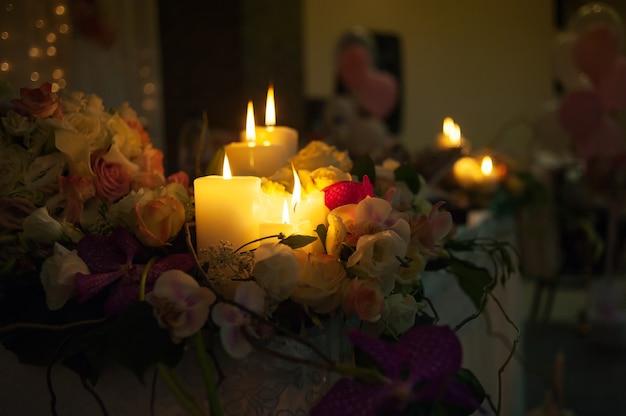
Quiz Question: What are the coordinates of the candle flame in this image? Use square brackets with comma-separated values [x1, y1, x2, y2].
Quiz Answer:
[266, 84, 276, 127]
[291, 164, 301, 212]
[480, 156, 493, 175]
[442, 117, 455, 136]
[223, 154, 232, 179]
[282, 199, 290, 224]
[449, 123, 461, 146]
[245, 100, 256, 142]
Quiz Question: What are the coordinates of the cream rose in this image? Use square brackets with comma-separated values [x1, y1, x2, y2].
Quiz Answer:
[347, 230, 408, 277]
[40, 243, 90, 310]
[63, 111, 109, 151]
[291, 251, 348, 314]
[253, 243, 301, 301]
[291, 140, 352, 172]
[107, 113, 142, 160]
[382, 293, 419, 334]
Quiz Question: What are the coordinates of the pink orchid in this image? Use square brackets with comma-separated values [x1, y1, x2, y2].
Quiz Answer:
[409, 201, 453, 255]
[146, 269, 216, 343]
[211, 281, 266, 359]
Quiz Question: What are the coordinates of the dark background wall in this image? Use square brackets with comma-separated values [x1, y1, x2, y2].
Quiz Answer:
[158, 0, 304, 174]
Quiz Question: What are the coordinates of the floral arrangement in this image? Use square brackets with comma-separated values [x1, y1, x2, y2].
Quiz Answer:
[0, 82, 518, 416]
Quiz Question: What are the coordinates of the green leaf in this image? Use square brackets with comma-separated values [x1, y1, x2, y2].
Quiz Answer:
[279, 234, 317, 249]
[205, 145, 225, 175]
[315, 224, 327, 252]
[447, 257, 494, 310]
[351, 155, 376, 183]
[394, 164, 421, 194]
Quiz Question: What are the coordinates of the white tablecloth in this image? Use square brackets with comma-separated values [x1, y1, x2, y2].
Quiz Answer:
[422, 212, 524, 416]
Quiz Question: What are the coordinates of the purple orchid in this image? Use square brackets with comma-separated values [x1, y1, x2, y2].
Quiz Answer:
[73, 227, 195, 316]
[311, 325, 483, 416]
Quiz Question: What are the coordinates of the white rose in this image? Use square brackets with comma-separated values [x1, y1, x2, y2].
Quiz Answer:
[382, 293, 419, 334]
[291, 140, 352, 172]
[22, 207, 64, 244]
[2, 111, 31, 136]
[40, 243, 90, 310]
[0, 144, 29, 196]
[253, 243, 301, 301]
[64, 111, 109, 151]
[25, 152, 66, 192]
[347, 230, 408, 277]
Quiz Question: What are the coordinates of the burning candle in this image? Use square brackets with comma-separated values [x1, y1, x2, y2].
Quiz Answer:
[259, 199, 294, 241]
[193, 154, 262, 251]
[241, 84, 299, 159]
[436, 117, 469, 150]
[226, 101, 288, 177]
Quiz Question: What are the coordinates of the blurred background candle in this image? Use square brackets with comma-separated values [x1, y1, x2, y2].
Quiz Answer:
[193, 154, 262, 251]
[240, 84, 299, 159]
[226, 101, 288, 177]
[436, 117, 469, 150]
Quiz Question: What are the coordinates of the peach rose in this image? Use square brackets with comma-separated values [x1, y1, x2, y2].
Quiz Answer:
[291, 251, 349, 314]
[134, 195, 186, 246]
[11, 82, 62, 119]
[342, 278, 385, 322]
[91, 150, 131, 202]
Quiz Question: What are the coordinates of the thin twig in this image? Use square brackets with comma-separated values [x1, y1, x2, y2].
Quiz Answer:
[0, 317, 107, 333]
[488, 292, 521, 416]
[80, 376, 109, 416]
[421, 295, 440, 324]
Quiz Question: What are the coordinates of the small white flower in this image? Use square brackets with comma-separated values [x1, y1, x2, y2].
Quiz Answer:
[40, 243, 90, 310]
[253, 243, 300, 302]
[22, 207, 64, 245]
[382, 293, 419, 335]
[347, 230, 408, 277]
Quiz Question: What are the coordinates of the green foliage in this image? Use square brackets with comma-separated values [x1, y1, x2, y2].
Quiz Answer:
[315, 224, 328, 252]
[447, 258, 494, 310]
[351, 154, 376, 183]
[394, 164, 421, 194]
[279, 234, 317, 249]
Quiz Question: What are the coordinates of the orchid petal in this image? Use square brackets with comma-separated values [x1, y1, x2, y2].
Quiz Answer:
[347, 329, 408, 378]
[233, 281, 265, 312]
[74, 270, 122, 303]
[310, 378, 391, 416]
[400, 325, 462, 381]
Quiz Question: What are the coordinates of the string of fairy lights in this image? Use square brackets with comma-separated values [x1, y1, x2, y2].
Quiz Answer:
[1, 1, 71, 92]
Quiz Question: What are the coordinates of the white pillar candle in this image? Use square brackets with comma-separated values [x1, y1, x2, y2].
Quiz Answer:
[239, 85, 299, 159]
[194, 155, 262, 252]
[228, 100, 290, 177]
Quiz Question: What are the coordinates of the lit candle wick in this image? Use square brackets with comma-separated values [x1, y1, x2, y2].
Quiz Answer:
[245, 100, 256, 143]
[266, 84, 276, 128]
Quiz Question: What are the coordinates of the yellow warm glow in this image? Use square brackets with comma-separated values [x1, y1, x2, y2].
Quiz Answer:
[223, 154, 232, 179]
[449, 124, 461, 145]
[481, 156, 494, 175]
[282, 200, 290, 224]
[442, 117, 455, 136]
[265, 84, 276, 127]
[291, 164, 301, 212]
[245, 101, 256, 142]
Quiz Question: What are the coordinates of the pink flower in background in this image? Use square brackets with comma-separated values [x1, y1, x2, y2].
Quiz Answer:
[342, 278, 385, 322]
[91, 149, 131, 202]
[147, 269, 216, 342]
[166, 171, 190, 188]
[212, 281, 266, 359]
[410, 201, 453, 256]
[134, 195, 186, 247]
[132, 146, 165, 190]
[11, 82, 62, 119]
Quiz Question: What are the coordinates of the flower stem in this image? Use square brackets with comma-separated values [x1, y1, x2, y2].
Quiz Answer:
[139, 256, 159, 301]
[0, 318, 107, 333]
[0, 234, 17, 244]
[193, 332, 223, 416]
[157, 363, 206, 416]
